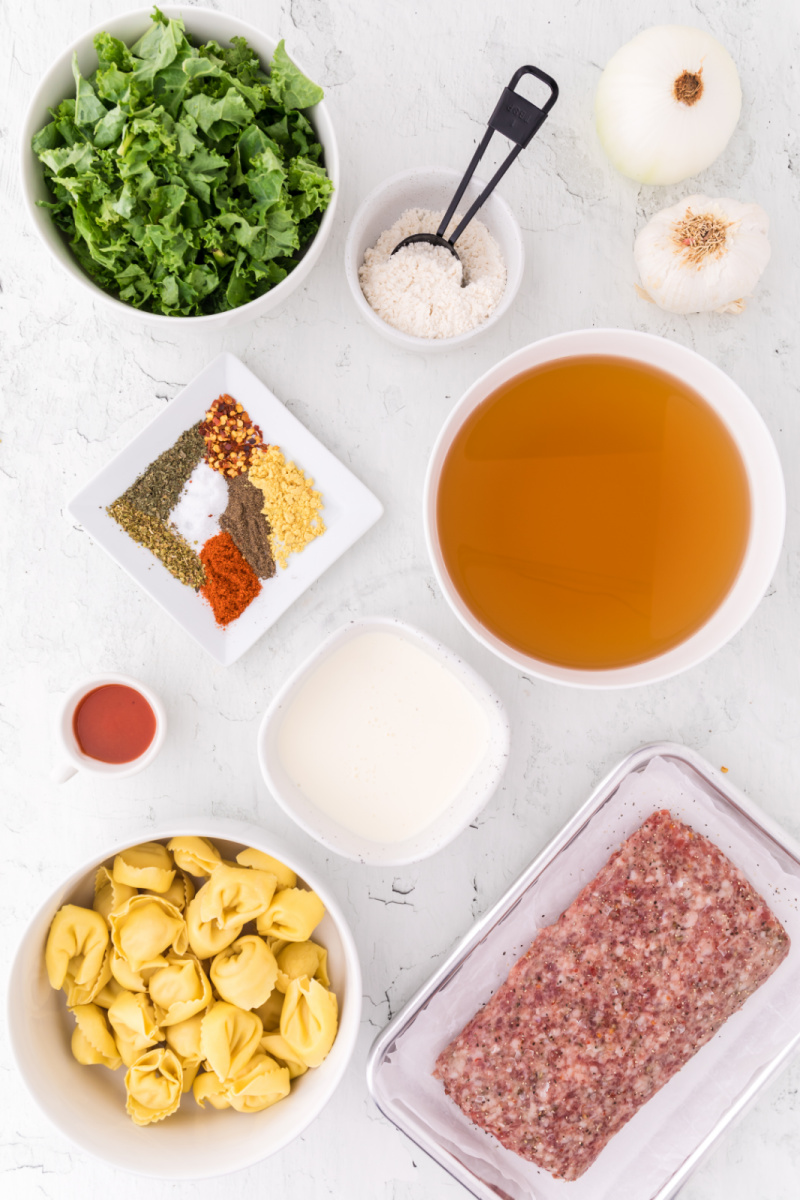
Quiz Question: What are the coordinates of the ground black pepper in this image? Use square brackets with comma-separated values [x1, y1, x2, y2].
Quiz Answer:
[219, 474, 276, 579]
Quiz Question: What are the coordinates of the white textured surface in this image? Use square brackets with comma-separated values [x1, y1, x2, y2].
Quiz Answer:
[1, 1, 798, 1198]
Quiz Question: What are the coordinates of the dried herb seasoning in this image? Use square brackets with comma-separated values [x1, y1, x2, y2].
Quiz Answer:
[219, 474, 276, 580]
[108, 499, 206, 589]
[119, 424, 206, 521]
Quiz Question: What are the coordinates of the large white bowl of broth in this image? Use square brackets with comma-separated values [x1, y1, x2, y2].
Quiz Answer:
[7, 821, 361, 1178]
[424, 329, 785, 688]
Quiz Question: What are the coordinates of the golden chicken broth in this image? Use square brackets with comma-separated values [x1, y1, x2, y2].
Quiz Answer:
[436, 356, 751, 670]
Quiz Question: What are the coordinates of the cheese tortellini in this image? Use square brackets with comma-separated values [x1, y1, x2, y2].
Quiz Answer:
[257, 887, 325, 942]
[165, 1011, 205, 1092]
[193, 1052, 290, 1113]
[167, 836, 221, 878]
[148, 954, 212, 1026]
[93, 867, 136, 923]
[280, 977, 339, 1069]
[185, 893, 242, 960]
[224, 1052, 290, 1113]
[210, 936, 278, 1011]
[260, 1032, 308, 1079]
[45, 905, 109, 1004]
[45, 837, 340, 1127]
[236, 847, 297, 890]
[71, 1004, 122, 1070]
[125, 1048, 183, 1126]
[142, 870, 195, 913]
[201, 1001, 263, 1081]
[108, 990, 162, 1067]
[165, 1011, 205, 1062]
[198, 865, 277, 929]
[275, 940, 330, 993]
[110, 895, 188, 972]
[109, 947, 154, 993]
[254, 987, 285, 1033]
[113, 842, 176, 893]
[93, 975, 126, 1010]
[192, 1069, 231, 1110]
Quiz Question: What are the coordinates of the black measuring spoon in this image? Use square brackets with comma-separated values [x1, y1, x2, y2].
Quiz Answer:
[392, 65, 558, 282]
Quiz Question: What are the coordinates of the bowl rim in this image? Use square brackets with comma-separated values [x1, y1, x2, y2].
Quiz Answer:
[19, 4, 339, 327]
[7, 818, 362, 1178]
[343, 164, 525, 350]
[257, 616, 511, 864]
[423, 328, 786, 689]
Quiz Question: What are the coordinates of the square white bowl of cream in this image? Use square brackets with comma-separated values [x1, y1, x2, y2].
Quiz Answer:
[257, 619, 510, 864]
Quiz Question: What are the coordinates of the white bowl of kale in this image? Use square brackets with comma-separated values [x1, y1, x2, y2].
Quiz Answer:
[21, 7, 339, 326]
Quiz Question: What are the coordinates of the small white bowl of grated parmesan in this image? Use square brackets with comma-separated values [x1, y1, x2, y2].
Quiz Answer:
[344, 167, 524, 350]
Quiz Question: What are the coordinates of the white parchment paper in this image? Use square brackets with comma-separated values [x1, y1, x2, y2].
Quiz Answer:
[376, 757, 800, 1200]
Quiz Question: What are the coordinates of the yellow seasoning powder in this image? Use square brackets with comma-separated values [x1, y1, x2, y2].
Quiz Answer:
[247, 445, 325, 569]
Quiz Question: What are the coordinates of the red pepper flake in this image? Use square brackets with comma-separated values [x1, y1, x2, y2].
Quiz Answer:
[199, 394, 264, 477]
[200, 531, 261, 627]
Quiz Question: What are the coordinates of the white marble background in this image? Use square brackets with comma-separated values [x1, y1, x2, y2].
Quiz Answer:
[1, 0, 799, 1197]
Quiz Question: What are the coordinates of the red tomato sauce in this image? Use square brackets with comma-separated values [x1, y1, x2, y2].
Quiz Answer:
[73, 685, 157, 764]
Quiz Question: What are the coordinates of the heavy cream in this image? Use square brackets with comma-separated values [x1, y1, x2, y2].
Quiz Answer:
[276, 631, 491, 844]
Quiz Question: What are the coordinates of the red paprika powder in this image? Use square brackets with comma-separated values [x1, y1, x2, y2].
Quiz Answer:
[200, 531, 261, 627]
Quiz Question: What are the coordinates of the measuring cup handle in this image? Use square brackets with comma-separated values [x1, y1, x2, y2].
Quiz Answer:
[503, 66, 560, 139]
[436, 65, 559, 246]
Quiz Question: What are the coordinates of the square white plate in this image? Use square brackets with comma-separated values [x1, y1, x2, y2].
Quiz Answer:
[68, 353, 383, 665]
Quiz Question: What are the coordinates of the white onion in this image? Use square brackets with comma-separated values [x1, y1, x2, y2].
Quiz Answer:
[596, 26, 742, 185]
[634, 194, 770, 314]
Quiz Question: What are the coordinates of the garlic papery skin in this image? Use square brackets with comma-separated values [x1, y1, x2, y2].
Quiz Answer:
[596, 26, 742, 185]
[634, 195, 770, 315]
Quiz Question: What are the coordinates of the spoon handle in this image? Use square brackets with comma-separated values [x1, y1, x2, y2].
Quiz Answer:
[437, 65, 559, 245]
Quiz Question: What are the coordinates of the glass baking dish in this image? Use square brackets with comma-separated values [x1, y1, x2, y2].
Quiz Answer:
[366, 743, 800, 1200]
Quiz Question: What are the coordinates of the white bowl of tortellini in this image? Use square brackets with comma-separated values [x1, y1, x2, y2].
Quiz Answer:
[8, 821, 361, 1178]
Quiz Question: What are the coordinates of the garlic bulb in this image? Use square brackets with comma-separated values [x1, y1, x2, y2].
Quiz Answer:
[596, 26, 742, 184]
[634, 195, 770, 314]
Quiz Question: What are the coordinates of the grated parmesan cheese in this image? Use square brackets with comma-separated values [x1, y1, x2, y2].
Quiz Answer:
[358, 207, 506, 339]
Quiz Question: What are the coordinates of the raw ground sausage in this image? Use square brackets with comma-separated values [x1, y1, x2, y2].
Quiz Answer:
[434, 809, 790, 1181]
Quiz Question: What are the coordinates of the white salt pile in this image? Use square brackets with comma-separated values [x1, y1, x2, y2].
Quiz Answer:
[170, 460, 229, 548]
[358, 207, 506, 339]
